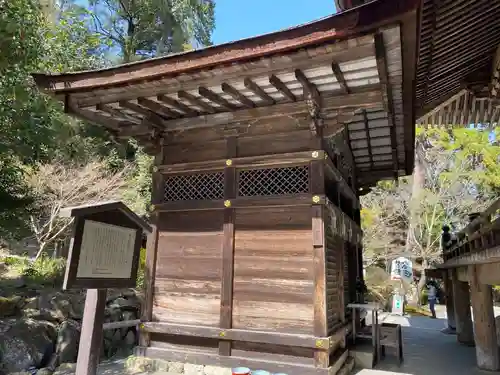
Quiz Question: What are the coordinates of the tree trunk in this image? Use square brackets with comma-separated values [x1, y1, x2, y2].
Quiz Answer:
[417, 259, 428, 306]
[408, 140, 426, 304]
[35, 242, 47, 260]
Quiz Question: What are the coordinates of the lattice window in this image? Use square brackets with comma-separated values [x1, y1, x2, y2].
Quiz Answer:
[163, 172, 224, 201]
[237, 166, 309, 197]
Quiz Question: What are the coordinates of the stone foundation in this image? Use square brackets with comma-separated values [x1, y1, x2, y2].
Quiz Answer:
[125, 356, 232, 375]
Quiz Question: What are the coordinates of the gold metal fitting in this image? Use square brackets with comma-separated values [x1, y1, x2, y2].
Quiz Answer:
[312, 151, 319, 159]
[315, 339, 324, 348]
[312, 195, 320, 203]
[226, 159, 233, 166]
[152, 166, 159, 173]
[224, 200, 231, 208]
[219, 331, 226, 337]
[139, 323, 145, 330]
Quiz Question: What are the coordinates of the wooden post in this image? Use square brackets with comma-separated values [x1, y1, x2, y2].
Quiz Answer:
[76, 289, 107, 375]
[451, 269, 474, 346]
[219, 136, 237, 356]
[310, 157, 328, 368]
[140, 145, 164, 348]
[443, 270, 456, 331]
[468, 265, 499, 371]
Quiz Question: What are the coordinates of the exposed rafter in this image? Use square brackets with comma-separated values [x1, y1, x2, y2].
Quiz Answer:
[137, 97, 180, 119]
[243, 78, 275, 105]
[157, 94, 199, 116]
[198, 87, 238, 111]
[374, 33, 399, 180]
[362, 110, 374, 169]
[178, 90, 217, 114]
[221, 83, 256, 108]
[332, 63, 350, 94]
[269, 74, 296, 101]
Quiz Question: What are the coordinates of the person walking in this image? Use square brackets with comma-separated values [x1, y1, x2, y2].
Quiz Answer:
[427, 282, 437, 319]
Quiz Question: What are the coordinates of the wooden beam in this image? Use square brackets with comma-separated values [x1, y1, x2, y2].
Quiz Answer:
[142, 321, 347, 352]
[96, 104, 141, 123]
[157, 89, 383, 132]
[243, 78, 275, 105]
[158, 150, 326, 174]
[73, 107, 131, 131]
[154, 193, 325, 212]
[198, 87, 238, 111]
[362, 110, 374, 169]
[468, 265, 499, 370]
[137, 97, 179, 118]
[221, 82, 255, 108]
[177, 90, 217, 114]
[374, 33, 399, 179]
[295, 69, 321, 108]
[119, 100, 157, 118]
[157, 94, 199, 116]
[269, 74, 296, 101]
[332, 63, 349, 94]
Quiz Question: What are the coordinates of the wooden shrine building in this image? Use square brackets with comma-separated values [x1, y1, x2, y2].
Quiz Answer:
[32, 0, 500, 373]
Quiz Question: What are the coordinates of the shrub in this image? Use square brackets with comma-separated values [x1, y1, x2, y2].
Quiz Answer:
[420, 288, 429, 305]
[136, 247, 146, 289]
[0, 254, 65, 287]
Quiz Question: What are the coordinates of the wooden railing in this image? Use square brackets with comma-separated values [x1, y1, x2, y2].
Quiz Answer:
[442, 198, 500, 263]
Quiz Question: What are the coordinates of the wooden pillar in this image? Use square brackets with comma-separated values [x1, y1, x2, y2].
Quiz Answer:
[451, 269, 474, 346]
[219, 136, 237, 356]
[310, 156, 328, 368]
[139, 142, 164, 349]
[468, 265, 499, 371]
[443, 270, 456, 331]
[76, 289, 107, 375]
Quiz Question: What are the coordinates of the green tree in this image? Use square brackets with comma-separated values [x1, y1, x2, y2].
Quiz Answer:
[0, 0, 106, 238]
[362, 126, 500, 303]
[87, 0, 215, 62]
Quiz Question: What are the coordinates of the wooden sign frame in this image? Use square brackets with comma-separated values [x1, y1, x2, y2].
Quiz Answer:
[61, 201, 152, 290]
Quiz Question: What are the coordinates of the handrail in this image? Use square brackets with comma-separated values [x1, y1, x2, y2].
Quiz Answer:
[442, 198, 500, 262]
[460, 197, 500, 237]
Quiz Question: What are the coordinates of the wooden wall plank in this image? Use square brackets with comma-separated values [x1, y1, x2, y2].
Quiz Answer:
[232, 206, 314, 334]
[153, 211, 223, 327]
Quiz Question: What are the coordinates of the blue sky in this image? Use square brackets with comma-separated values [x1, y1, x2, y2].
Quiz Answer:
[211, 0, 337, 45]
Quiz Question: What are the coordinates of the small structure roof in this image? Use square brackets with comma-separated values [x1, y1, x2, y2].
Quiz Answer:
[33, 0, 423, 189]
[60, 201, 152, 233]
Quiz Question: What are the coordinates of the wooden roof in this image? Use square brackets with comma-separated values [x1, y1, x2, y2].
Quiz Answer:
[33, 0, 421, 189]
[415, 0, 500, 117]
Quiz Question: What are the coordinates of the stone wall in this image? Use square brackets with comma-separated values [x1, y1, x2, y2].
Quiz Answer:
[0, 289, 142, 375]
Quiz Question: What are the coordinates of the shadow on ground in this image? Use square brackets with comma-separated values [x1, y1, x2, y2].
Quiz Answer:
[354, 314, 487, 375]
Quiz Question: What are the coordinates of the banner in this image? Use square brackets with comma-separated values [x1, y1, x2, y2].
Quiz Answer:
[390, 257, 413, 283]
